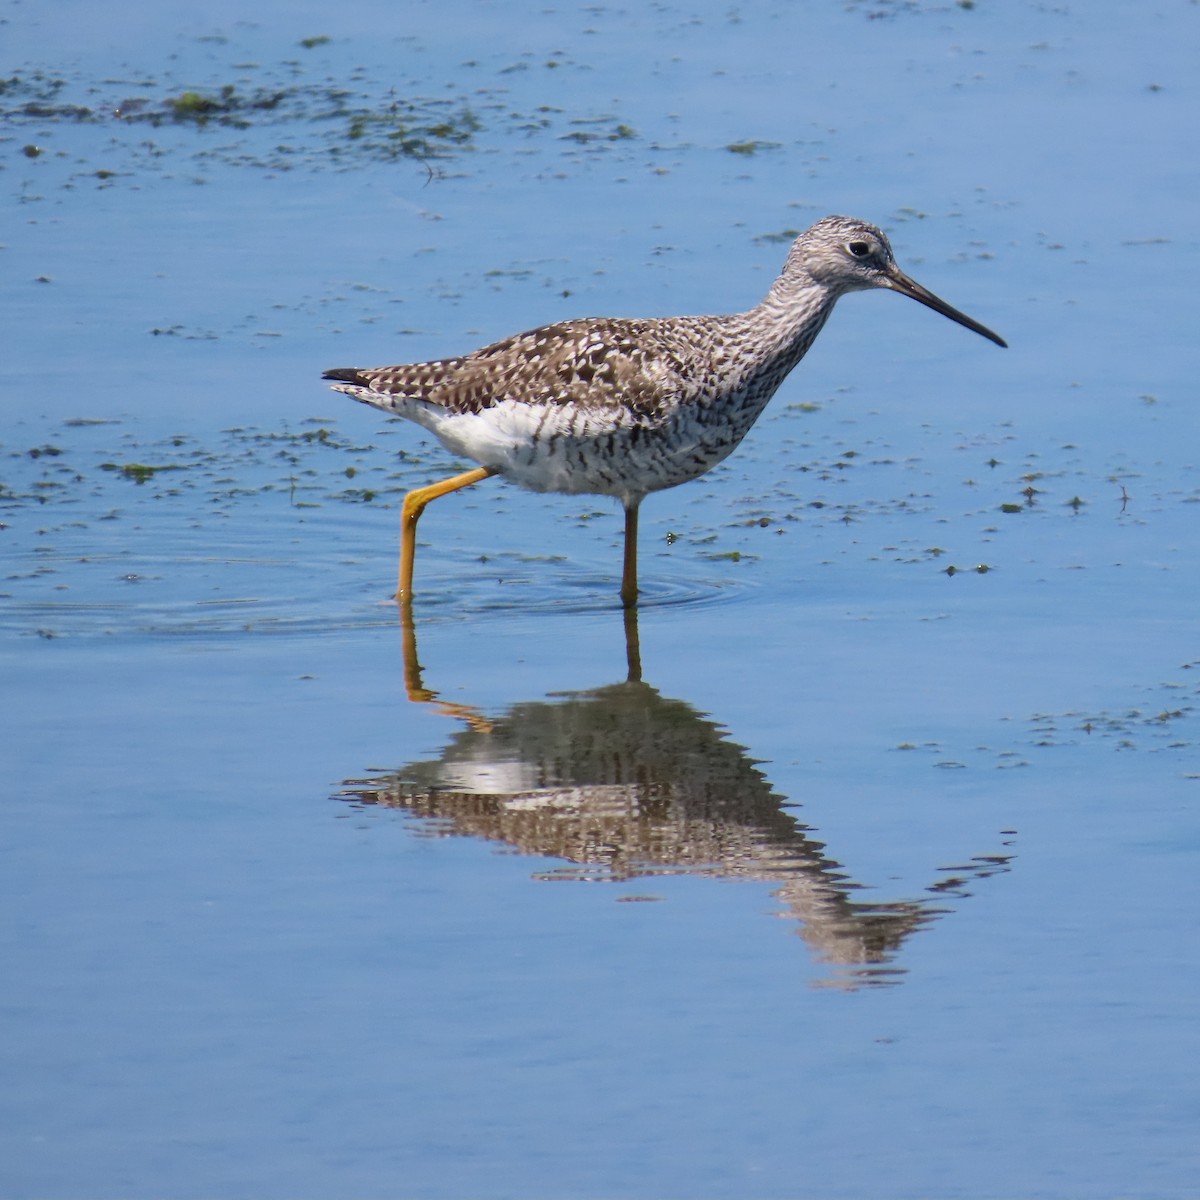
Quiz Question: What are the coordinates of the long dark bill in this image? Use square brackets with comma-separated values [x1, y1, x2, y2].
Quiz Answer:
[886, 267, 1007, 348]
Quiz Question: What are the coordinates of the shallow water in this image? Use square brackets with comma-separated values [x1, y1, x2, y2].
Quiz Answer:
[3, 1, 1199, 1196]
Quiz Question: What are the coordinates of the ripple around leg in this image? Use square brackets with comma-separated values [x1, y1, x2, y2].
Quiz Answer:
[407, 560, 757, 623]
[0, 544, 757, 640]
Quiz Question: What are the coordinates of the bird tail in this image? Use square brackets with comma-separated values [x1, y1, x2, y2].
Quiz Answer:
[322, 367, 370, 385]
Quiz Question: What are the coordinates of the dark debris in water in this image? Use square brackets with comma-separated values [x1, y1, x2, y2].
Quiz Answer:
[3, 70, 484, 167]
[2, 37, 642, 183]
[2, 420, 408, 529]
[890, 671, 1200, 769]
[1012, 683, 1200, 756]
[163, 85, 286, 125]
[0, 418, 449, 638]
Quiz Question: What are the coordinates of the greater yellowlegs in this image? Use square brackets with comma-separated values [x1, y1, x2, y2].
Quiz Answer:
[324, 215, 1005, 607]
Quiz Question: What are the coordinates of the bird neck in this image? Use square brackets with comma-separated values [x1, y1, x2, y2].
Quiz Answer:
[741, 274, 840, 371]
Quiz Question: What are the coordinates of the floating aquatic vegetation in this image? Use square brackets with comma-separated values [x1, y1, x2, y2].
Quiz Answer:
[726, 140, 781, 155]
[3, 37, 641, 182]
[163, 85, 286, 126]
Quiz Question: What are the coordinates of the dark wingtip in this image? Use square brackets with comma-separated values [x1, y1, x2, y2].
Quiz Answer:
[322, 367, 366, 384]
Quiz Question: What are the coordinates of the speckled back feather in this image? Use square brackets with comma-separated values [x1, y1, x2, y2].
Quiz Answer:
[323, 316, 738, 423]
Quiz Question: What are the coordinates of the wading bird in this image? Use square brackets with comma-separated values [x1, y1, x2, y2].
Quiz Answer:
[324, 215, 1005, 607]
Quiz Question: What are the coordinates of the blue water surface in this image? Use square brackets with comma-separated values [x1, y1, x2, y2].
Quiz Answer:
[2, 1, 1198, 1197]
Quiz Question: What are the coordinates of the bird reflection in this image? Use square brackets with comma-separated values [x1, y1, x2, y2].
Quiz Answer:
[338, 606, 1013, 988]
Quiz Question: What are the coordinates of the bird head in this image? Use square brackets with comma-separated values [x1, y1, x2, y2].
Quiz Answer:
[791, 215, 1006, 347]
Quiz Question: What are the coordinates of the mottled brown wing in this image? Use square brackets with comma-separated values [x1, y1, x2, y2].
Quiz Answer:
[346, 318, 688, 421]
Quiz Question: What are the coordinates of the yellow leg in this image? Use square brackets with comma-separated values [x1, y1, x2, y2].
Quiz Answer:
[398, 466, 496, 600]
[620, 500, 640, 609]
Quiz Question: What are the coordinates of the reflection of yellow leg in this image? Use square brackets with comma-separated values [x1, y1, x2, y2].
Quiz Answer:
[398, 595, 494, 733]
[398, 596, 431, 700]
[397, 466, 496, 600]
[620, 500, 640, 609]
[622, 603, 642, 684]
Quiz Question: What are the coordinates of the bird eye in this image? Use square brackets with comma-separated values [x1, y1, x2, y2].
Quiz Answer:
[847, 240, 871, 258]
